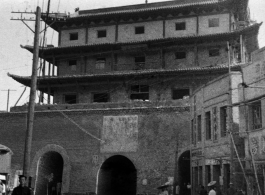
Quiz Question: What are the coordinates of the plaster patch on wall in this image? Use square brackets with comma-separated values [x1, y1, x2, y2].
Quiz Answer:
[100, 115, 138, 153]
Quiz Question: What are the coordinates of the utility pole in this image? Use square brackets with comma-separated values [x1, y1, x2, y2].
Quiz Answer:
[1, 89, 16, 111]
[23, 6, 41, 178]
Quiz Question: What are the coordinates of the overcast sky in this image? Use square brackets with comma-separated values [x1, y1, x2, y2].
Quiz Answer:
[0, 0, 265, 111]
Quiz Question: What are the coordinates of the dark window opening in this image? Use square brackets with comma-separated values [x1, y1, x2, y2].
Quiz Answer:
[220, 106, 227, 137]
[69, 60, 77, 71]
[98, 30, 107, 38]
[205, 111, 211, 140]
[209, 48, 220, 57]
[172, 88, 189, 100]
[250, 101, 262, 130]
[135, 56, 145, 70]
[191, 119, 195, 145]
[130, 85, 149, 101]
[69, 33, 78, 40]
[93, 93, 109, 103]
[209, 18, 219, 27]
[197, 115, 202, 141]
[175, 22, 186, 30]
[64, 94, 77, 104]
[135, 26, 145, 34]
[96, 58, 106, 69]
[175, 51, 186, 59]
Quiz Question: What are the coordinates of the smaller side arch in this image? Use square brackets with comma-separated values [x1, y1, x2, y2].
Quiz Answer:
[30, 144, 71, 194]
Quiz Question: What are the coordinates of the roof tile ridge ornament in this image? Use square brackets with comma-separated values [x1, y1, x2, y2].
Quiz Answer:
[70, 0, 222, 18]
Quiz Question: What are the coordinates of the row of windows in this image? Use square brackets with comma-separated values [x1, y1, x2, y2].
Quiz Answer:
[63, 86, 190, 104]
[192, 101, 263, 144]
[69, 18, 220, 41]
[192, 106, 227, 144]
[67, 48, 220, 71]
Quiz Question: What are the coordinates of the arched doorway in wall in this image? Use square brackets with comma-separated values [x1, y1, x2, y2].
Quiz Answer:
[97, 155, 137, 195]
[178, 150, 190, 195]
[35, 151, 64, 195]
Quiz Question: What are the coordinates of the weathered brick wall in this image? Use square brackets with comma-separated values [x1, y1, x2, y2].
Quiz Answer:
[59, 13, 230, 47]
[165, 17, 197, 38]
[118, 21, 163, 42]
[60, 28, 86, 47]
[198, 13, 230, 35]
[0, 107, 190, 195]
[87, 25, 116, 45]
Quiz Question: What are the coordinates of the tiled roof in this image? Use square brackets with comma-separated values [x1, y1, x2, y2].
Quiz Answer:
[21, 23, 261, 56]
[76, 0, 219, 18]
[8, 64, 241, 88]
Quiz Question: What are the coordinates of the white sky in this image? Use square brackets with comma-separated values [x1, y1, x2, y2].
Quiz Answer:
[0, 0, 265, 111]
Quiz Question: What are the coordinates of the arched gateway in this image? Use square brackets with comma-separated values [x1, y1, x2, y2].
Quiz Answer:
[97, 155, 137, 195]
[178, 150, 191, 195]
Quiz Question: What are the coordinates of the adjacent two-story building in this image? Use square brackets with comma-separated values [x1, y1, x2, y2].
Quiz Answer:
[236, 47, 265, 195]
[0, 0, 261, 195]
[190, 71, 245, 194]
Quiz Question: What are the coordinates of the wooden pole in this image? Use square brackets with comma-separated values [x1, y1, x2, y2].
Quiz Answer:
[23, 6, 41, 178]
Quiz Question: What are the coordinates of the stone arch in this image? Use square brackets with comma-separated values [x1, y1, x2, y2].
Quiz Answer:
[97, 155, 137, 195]
[178, 150, 191, 195]
[30, 144, 70, 194]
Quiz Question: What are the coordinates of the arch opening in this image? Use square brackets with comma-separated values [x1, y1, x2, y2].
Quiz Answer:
[35, 151, 63, 195]
[178, 150, 191, 195]
[97, 155, 137, 195]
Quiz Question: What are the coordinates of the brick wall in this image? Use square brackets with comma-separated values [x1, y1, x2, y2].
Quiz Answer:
[0, 107, 190, 195]
[59, 13, 230, 46]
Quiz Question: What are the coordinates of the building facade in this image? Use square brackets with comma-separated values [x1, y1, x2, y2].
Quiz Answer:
[237, 47, 265, 195]
[190, 72, 245, 194]
[0, 0, 261, 195]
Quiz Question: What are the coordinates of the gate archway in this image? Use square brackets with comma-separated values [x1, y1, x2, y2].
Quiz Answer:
[97, 155, 137, 195]
[178, 150, 190, 195]
[35, 151, 64, 195]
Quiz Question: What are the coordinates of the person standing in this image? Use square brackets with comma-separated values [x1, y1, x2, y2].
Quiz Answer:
[208, 181, 217, 195]
[199, 186, 208, 195]
[175, 183, 180, 195]
[11, 175, 31, 195]
[0, 181, 3, 195]
[227, 183, 236, 195]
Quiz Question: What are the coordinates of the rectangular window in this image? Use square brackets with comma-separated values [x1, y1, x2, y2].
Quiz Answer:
[96, 58, 106, 69]
[135, 26, 145, 34]
[250, 101, 262, 130]
[69, 33, 78, 40]
[97, 30, 107, 38]
[135, 56, 145, 70]
[93, 93, 109, 103]
[175, 51, 186, 59]
[205, 111, 211, 140]
[191, 119, 194, 144]
[208, 18, 219, 27]
[209, 48, 220, 57]
[172, 88, 189, 100]
[69, 60, 77, 71]
[205, 165, 211, 184]
[130, 85, 149, 101]
[175, 22, 186, 30]
[220, 106, 227, 137]
[64, 94, 77, 104]
[197, 115, 202, 141]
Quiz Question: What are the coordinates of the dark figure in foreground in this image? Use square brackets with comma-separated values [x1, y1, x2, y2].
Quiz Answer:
[199, 185, 208, 195]
[12, 175, 31, 195]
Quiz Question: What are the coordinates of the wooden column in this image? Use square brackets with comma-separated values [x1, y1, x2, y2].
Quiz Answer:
[163, 19, 165, 38]
[42, 59, 46, 77]
[85, 23, 88, 44]
[52, 56, 55, 76]
[115, 22, 119, 42]
[48, 62, 51, 77]
[47, 85, 51, 104]
[161, 49, 165, 68]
